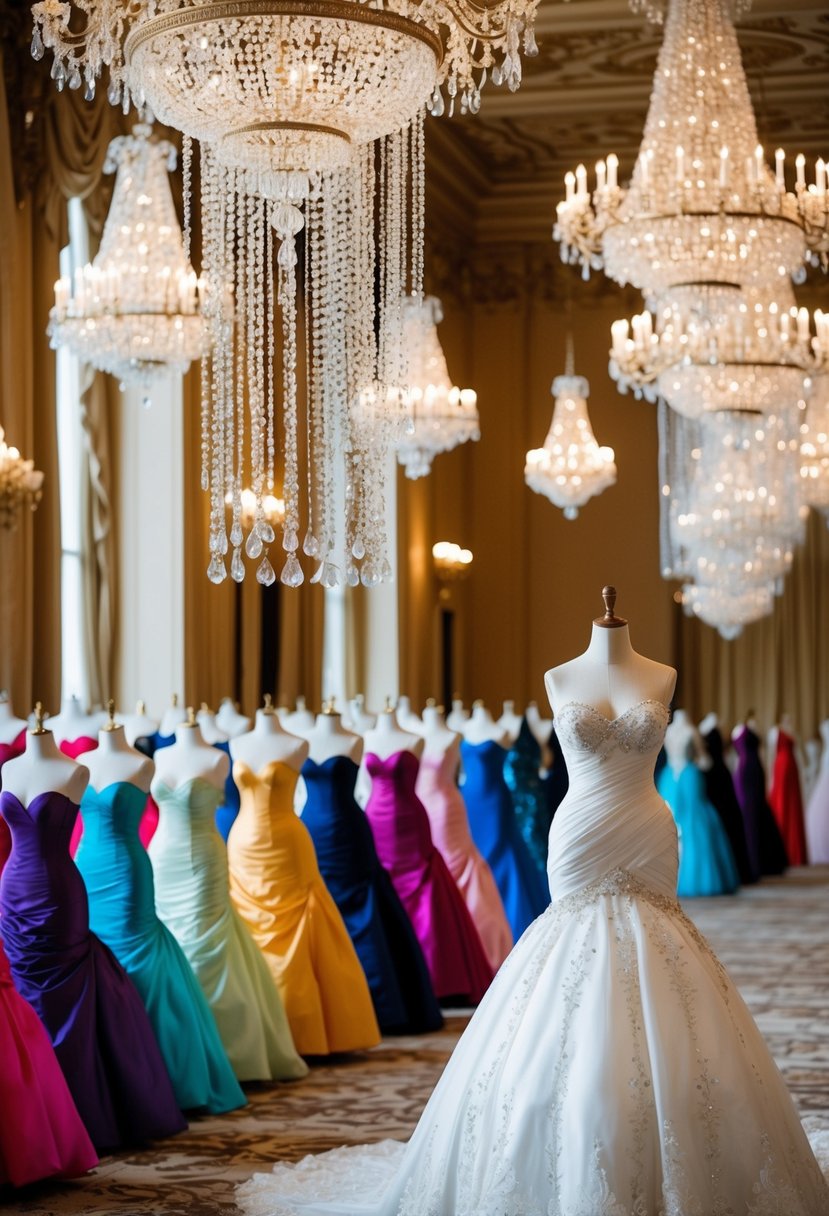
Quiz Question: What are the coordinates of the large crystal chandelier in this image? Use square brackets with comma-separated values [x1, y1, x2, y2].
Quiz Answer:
[395, 295, 479, 480]
[0, 428, 43, 529]
[800, 373, 829, 524]
[49, 122, 203, 394]
[32, 0, 539, 590]
[524, 348, 616, 519]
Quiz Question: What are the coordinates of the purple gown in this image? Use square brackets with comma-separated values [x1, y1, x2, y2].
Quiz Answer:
[364, 751, 493, 1005]
[731, 726, 788, 878]
[0, 788, 186, 1151]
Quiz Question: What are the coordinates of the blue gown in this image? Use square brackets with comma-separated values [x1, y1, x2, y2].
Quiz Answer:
[460, 739, 549, 940]
[76, 782, 246, 1114]
[503, 718, 551, 877]
[658, 763, 740, 897]
[301, 756, 442, 1034]
[213, 739, 241, 842]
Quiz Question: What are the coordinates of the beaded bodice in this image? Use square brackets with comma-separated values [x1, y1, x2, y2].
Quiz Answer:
[554, 700, 669, 764]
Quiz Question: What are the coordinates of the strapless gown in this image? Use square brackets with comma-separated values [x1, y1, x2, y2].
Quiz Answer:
[76, 781, 246, 1113]
[150, 776, 308, 1083]
[0, 788, 186, 1150]
[137, 728, 177, 847]
[60, 735, 98, 856]
[228, 760, 381, 1056]
[301, 756, 443, 1035]
[503, 717, 552, 877]
[769, 730, 809, 866]
[806, 728, 829, 863]
[214, 739, 242, 842]
[701, 726, 754, 884]
[657, 762, 740, 897]
[460, 739, 549, 940]
[364, 751, 493, 1005]
[415, 740, 512, 971]
[732, 725, 789, 876]
[0, 728, 26, 871]
[237, 699, 829, 1216]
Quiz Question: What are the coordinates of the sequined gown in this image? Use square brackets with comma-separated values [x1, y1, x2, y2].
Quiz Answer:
[238, 699, 829, 1216]
[503, 717, 552, 877]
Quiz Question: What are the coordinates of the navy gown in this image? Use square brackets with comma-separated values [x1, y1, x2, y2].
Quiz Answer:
[701, 727, 754, 884]
[732, 725, 788, 877]
[300, 755, 442, 1034]
[460, 739, 549, 940]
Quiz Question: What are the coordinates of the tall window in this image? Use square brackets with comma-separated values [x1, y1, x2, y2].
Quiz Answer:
[56, 197, 89, 705]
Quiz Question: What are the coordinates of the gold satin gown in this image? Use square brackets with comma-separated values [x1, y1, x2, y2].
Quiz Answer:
[228, 761, 381, 1056]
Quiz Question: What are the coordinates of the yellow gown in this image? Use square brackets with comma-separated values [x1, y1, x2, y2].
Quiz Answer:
[228, 760, 381, 1056]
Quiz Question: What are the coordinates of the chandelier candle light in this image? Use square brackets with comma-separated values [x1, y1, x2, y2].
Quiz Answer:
[49, 123, 203, 395]
[0, 428, 44, 529]
[32, 0, 540, 590]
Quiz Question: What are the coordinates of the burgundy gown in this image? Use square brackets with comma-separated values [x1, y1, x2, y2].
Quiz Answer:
[0, 787, 186, 1151]
[364, 750, 493, 1004]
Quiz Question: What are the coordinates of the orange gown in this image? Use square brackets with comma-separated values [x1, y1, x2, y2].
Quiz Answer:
[228, 761, 380, 1056]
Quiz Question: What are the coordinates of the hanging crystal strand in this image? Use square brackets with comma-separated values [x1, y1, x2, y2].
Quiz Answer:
[273, 198, 304, 587]
[181, 133, 193, 265]
[199, 142, 211, 496]
[247, 190, 272, 587]
[411, 110, 425, 303]
[207, 154, 229, 583]
[265, 213, 276, 498]
[304, 185, 323, 567]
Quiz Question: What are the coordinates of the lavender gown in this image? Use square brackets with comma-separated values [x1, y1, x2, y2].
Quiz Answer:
[0, 788, 186, 1151]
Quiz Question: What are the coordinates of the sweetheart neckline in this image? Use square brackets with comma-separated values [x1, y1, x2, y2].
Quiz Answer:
[152, 774, 224, 797]
[555, 698, 670, 725]
[232, 758, 303, 780]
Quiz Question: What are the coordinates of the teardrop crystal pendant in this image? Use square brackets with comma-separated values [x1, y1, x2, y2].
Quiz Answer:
[321, 561, 341, 589]
[280, 553, 305, 588]
[207, 554, 227, 584]
[230, 520, 244, 548]
[258, 519, 276, 545]
[230, 547, 245, 583]
[346, 564, 360, 587]
[256, 554, 276, 586]
[303, 531, 320, 558]
[351, 537, 366, 560]
[245, 530, 263, 559]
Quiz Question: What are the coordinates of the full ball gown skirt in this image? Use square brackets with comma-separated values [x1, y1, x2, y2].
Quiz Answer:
[237, 700, 829, 1216]
[0, 789, 186, 1151]
[228, 760, 381, 1056]
[503, 717, 552, 878]
[701, 726, 755, 884]
[150, 777, 308, 1083]
[657, 762, 740, 897]
[732, 725, 789, 876]
[75, 781, 246, 1113]
[301, 756, 443, 1035]
[0, 934, 98, 1186]
[365, 751, 494, 1005]
[415, 741, 512, 971]
[460, 739, 550, 941]
[768, 729, 809, 866]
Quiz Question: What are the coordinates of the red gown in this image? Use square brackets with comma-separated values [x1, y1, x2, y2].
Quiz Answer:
[768, 729, 808, 867]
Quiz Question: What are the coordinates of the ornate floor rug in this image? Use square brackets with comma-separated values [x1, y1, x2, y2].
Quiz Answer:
[6, 867, 828, 1215]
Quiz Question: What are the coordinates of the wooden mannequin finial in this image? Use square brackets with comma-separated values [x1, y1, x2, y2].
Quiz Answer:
[184, 706, 197, 728]
[136, 700, 146, 715]
[263, 693, 274, 714]
[323, 697, 337, 715]
[472, 698, 484, 709]
[384, 696, 394, 713]
[171, 693, 179, 707]
[426, 697, 436, 708]
[31, 701, 47, 735]
[103, 699, 118, 731]
[594, 584, 628, 629]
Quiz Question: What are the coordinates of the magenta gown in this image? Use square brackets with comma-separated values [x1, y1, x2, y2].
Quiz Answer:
[415, 739, 513, 971]
[60, 735, 98, 856]
[364, 751, 493, 1004]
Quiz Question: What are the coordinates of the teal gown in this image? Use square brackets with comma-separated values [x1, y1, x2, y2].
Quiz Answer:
[149, 776, 308, 1083]
[657, 763, 740, 898]
[75, 782, 246, 1114]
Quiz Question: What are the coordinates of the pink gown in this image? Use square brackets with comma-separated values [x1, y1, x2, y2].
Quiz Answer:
[60, 735, 98, 856]
[364, 750, 493, 1004]
[769, 730, 808, 866]
[416, 738, 513, 971]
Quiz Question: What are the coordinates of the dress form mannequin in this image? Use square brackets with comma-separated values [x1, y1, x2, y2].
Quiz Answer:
[3, 707, 89, 805]
[420, 702, 458, 757]
[121, 701, 159, 748]
[285, 696, 316, 737]
[699, 711, 719, 738]
[767, 713, 801, 788]
[396, 696, 423, 735]
[446, 697, 470, 733]
[525, 701, 553, 747]
[0, 693, 27, 745]
[363, 702, 424, 761]
[664, 709, 709, 775]
[153, 708, 228, 791]
[197, 704, 229, 746]
[768, 712, 807, 866]
[45, 696, 95, 745]
[348, 694, 377, 734]
[497, 700, 523, 744]
[463, 702, 509, 746]
[84, 703, 152, 793]
[159, 694, 187, 740]
[305, 701, 362, 765]
[231, 696, 309, 772]
[216, 698, 252, 739]
[545, 587, 676, 717]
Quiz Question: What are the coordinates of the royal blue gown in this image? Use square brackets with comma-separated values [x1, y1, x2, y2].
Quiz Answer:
[503, 718, 551, 877]
[214, 739, 241, 842]
[658, 763, 740, 897]
[76, 781, 246, 1114]
[301, 755, 442, 1034]
[460, 739, 549, 940]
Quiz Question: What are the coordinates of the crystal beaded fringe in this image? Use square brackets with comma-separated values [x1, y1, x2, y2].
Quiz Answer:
[199, 115, 425, 588]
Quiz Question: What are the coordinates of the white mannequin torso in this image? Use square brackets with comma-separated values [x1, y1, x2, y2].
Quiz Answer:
[305, 712, 363, 765]
[3, 730, 90, 804]
[215, 697, 252, 738]
[497, 700, 523, 743]
[663, 709, 707, 776]
[820, 721, 829, 774]
[121, 702, 159, 747]
[545, 623, 676, 719]
[698, 712, 719, 738]
[45, 696, 96, 744]
[0, 696, 27, 745]
[419, 706, 459, 759]
[152, 721, 228, 792]
[463, 703, 509, 747]
[396, 696, 423, 735]
[525, 701, 553, 746]
[84, 726, 153, 793]
[284, 697, 316, 737]
[362, 710, 424, 760]
[197, 706, 229, 746]
[230, 708, 309, 772]
[446, 699, 469, 733]
[159, 699, 187, 738]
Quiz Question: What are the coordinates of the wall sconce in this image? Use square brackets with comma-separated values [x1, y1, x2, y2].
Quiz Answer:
[432, 540, 474, 581]
[432, 541, 473, 711]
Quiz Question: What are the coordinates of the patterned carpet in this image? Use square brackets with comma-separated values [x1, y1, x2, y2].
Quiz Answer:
[6, 868, 829, 1216]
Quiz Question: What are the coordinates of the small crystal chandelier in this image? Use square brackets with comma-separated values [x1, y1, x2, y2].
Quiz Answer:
[396, 295, 479, 480]
[0, 428, 43, 529]
[800, 373, 829, 524]
[524, 339, 616, 519]
[48, 122, 203, 395]
[32, 0, 539, 590]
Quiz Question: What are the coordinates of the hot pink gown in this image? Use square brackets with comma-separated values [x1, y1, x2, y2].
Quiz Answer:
[364, 750, 493, 1004]
[60, 735, 98, 856]
[415, 738, 513, 971]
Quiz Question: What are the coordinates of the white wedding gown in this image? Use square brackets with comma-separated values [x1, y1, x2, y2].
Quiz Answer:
[238, 700, 829, 1216]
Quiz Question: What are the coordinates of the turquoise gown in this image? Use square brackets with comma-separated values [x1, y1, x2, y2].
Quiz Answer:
[75, 782, 246, 1114]
[149, 776, 308, 1083]
[657, 763, 740, 897]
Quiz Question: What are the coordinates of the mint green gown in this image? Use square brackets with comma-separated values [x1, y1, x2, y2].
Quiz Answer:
[149, 776, 307, 1083]
[75, 781, 246, 1114]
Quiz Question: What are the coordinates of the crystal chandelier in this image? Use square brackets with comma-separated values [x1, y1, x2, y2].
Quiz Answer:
[32, 0, 539, 589]
[0, 428, 43, 529]
[48, 122, 203, 395]
[524, 348, 616, 519]
[800, 373, 829, 524]
[395, 295, 479, 480]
